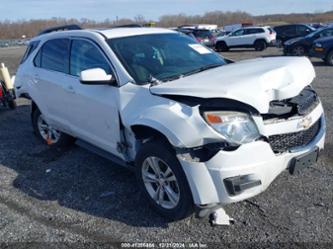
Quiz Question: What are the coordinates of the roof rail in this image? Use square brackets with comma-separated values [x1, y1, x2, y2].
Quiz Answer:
[112, 24, 143, 28]
[38, 24, 82, 36]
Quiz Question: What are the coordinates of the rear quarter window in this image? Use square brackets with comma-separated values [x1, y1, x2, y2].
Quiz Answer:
[20, 41, 40, 64]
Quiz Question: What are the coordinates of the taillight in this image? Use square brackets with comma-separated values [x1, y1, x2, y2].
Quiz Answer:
[0, 86, 3, 98]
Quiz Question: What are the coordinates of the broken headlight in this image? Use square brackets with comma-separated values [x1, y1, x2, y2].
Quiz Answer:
[203, 111, 260, 145]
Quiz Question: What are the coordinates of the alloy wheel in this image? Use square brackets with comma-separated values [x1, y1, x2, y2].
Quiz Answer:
[142, 156, 180, 209]
[293, 46, 305, 56]
[37, 115, 61, 144]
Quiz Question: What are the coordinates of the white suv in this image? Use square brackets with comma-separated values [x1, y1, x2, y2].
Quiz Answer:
[15, 26, 325, 222]
[215, 26, 276, 52]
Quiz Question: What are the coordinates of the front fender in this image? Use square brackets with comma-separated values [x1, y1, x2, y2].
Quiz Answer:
[128, 103, 204, 147]
[119, 83, 224, 148]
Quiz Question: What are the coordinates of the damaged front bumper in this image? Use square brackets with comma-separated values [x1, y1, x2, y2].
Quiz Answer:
[178, 107, 326, 206]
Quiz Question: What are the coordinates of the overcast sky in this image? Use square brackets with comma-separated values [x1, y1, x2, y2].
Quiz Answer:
[0, 0, 332, 21]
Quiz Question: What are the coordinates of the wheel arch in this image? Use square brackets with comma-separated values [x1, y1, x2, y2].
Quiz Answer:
[130, 121, 186, 148]
[31, 100, 39, 120]
[253, 38, 267, 45]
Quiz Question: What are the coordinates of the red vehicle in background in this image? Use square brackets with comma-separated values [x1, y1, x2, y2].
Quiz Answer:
[0, 80, 16, 109]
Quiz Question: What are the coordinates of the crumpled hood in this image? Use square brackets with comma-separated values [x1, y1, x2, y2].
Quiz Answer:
[150, 57, 315, 113]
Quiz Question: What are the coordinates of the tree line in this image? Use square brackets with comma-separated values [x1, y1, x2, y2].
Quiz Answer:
[0, 10, 333, 39]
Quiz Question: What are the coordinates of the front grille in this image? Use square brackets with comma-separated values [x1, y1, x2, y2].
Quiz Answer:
[268, 119, 321, 153]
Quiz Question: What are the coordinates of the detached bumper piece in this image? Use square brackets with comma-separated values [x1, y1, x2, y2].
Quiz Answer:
[224, 175, 262, 196]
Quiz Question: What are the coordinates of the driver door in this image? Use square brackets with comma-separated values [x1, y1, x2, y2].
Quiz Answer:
[226, 29, 245, 46]
[65, 38, 122, 157]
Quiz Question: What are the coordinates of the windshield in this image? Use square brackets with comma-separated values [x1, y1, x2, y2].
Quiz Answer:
[306, 27, 324, 38]
[107, 33, 226, 84]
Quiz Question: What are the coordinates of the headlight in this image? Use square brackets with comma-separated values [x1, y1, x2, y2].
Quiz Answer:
[203, 111, 260, 145]
[314, 43, 323, 48]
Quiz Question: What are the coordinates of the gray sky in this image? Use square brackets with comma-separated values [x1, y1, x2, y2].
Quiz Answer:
[0, 0, 332, 21]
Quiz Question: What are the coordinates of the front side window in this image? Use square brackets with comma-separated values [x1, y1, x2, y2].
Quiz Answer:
[320, 29, 333, 38]
[40, 39, 70, 73]
[232, 29, 244, 36]
[108, 34, 226, 84]
[70, 39, 111, 77]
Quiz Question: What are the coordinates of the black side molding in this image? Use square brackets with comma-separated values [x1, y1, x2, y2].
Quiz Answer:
[76, 139, 134, 170]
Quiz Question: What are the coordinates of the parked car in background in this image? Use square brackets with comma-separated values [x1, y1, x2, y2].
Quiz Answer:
[176, 29, 197, 41]
[310, 36, 333, 66]
[308, 23, 327, 29]
[283, 27, 333, 56]
[273, 24, 316, 47]
[178, 28, 216, 47]
[215, 26, 276, 52]
[215, 30, 230, 38]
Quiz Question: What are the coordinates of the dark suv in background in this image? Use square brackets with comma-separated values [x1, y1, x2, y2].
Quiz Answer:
[283, 27, 333, 56]
[273, 24, 316, 47]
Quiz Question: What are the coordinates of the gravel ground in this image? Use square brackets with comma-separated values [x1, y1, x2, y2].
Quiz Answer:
[0, 46, 332, 248]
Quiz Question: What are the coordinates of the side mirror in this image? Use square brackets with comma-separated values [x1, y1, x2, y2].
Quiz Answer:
[80, 68, 115, 85]
[305, 29, 311, 33]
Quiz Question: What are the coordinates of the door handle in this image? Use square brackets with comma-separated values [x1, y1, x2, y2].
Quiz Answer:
[32, 74, 40, 84]
[65, 85, 76, 94]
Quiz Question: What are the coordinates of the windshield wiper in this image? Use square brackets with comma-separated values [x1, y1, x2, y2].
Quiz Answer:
[147, 75, 162, 86]
[160, 74, 184, 83]
[183, 63, 223, 77]
[153, 63, 224, 84]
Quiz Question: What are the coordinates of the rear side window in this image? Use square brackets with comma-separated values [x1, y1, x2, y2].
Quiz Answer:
[37, 39, 70, 74]
[70, 39, 111, 77]
[244, 28, 265, 34]
[268, 28, 274, 34]
[20, 41, 40, 64]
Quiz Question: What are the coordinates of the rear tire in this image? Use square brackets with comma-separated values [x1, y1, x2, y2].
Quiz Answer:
[215, 41, 229, 52]
[254, 40, 267, 51]
[325, 50, 333, 66]
[135, 139, 194, 220]
[32, 108, 74, 147]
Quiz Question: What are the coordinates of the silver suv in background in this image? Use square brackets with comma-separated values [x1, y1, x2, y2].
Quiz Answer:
[215, 26, 276, 51]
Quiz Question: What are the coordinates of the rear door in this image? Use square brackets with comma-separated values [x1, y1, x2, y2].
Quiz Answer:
[64, 38, 122, 156]
[246, 28, 263, 44]
[281, 25, 297, 41]
[32, 38, 72, 130]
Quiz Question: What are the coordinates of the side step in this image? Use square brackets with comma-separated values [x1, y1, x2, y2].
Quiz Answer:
[76, 139, 134, 170]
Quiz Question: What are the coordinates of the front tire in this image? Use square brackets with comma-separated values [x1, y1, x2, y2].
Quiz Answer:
[325, 50, 333, 66]
[215, 41, 229, 52]
[135, 139, 194, 220]
[32, 108, 74, 147]
[292, 45, 306, 56]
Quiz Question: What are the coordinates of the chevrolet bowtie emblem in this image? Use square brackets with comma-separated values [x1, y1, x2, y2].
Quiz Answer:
[298, 116, 312, 129]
